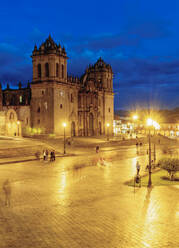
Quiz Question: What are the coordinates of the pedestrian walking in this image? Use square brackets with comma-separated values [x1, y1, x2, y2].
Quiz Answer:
[96, 145, 99, 153]
[43, 150, 46, 161]
[50, 151, 53, 161]
[136, 161, 141, 175]
[2, 179, 11, 207]
[45, 150, 48, 161]
[53, 150, 55, 161]
[50, 150, 55, 162]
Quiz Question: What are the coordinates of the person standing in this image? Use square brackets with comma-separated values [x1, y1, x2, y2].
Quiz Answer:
[53, 150, 55, 161]
[45, 150, 48, 161]
[96, 146, 99, 153]
[43, 150, 46, 161]
[3, 179, 11, 207]
[136, 161, 141, 175]
[50, 151, 53, 162]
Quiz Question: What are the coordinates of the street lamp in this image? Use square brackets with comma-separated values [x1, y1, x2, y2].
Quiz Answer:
[147, 118, 153, 187]
[133, 115, 138, 121]
[17, 121, 20, 136]
[132, 115, 138, 136]
[153, 121, 160, 164]
[107, 123, 110, 141]
[63, 122, 67, 155]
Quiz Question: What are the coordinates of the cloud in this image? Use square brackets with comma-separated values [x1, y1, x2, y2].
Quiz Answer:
[0, 42, 31, 86]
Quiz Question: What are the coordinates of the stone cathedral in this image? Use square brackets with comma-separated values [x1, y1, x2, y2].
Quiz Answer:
[0, 36, 114, 137]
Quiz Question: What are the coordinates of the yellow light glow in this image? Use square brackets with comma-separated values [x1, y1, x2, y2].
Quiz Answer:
[153, 121, 160, 130]
[17, 121, 20, 125]
[63, 122, 67, 127]
[107, 123, 110, 127]
[133, 115, 138, 120]
[147, 118, 153, 126]
[147, 119, 160, 129]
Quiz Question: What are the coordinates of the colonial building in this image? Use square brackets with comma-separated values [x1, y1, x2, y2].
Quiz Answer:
[0, 35, 114, 137]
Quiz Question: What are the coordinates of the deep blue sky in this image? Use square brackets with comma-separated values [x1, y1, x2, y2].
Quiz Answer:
[1, 0, 179, 110]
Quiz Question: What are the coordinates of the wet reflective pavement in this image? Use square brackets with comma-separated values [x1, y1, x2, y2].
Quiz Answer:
[0, 147, 178, 248]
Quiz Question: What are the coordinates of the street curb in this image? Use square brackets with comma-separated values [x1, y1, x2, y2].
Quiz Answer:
[0, 153, 76, 165]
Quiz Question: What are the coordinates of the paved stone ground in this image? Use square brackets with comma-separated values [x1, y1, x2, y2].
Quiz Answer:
[0, 148, 178, 248]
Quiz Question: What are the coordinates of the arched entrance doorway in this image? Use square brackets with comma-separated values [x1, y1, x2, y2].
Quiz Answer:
[89, 113, 94, 136]
[6, 109, 21, 136]
[71, 121, 76, 136]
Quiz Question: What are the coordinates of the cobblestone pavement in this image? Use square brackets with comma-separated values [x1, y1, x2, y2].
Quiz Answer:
[0, 148, 178, 248]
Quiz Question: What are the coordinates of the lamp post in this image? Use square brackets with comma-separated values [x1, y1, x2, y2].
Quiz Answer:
[153, 121, 160, 164]
[17, 121, 20, 136]
[147, 118, 153, 187]
[63, 123, 66, 155]
[107, 123, 110, 141]
[153, 128, 156, 163]
[133, 115, 138, 137]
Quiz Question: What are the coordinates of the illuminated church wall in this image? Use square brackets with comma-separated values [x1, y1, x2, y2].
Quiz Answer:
[0, 36, 114, 137]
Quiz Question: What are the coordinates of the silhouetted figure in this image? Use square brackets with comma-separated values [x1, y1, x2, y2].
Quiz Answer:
[46, 150, 48, 161]
[43, 150, 46, 161]
[50, 150, 56, 161]
[96, 146, 99, 153]
[50, 151, 53, 161]
[53, 150, 55, 161]
[2, 179, 11, 207]
[136, 161, 141, 175]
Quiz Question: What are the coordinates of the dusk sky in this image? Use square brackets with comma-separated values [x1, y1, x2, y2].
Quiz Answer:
[1, 0, 179, 110]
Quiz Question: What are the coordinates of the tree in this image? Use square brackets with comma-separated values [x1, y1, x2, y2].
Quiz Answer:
[159, 158, 179, 181]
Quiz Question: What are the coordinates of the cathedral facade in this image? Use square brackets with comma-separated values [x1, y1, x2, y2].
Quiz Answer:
[0, 36, 114, 137]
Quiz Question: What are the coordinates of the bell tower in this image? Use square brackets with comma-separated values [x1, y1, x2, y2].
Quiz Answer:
[32, 35, 68, 83]
[30, 35, 69, 134]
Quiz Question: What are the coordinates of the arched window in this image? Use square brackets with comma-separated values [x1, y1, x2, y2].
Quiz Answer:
[45, 63, 49, 77]
[19, 95, 22, 103]
[56, 63, 59, 77]
[9, 112, 14, 120]
[62, 64, 64, 78]
[37, 64, 41, 78]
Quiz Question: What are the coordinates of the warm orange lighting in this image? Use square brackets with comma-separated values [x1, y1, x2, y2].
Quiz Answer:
[133, 115, 138, 120]
[63, 122, 67, 127]
[147, 118, 153, 126]
[153, 121, 160, 130]
[147, 118, 160, 129]
[17, 121, 20, 125]
[107, 123, 110, 127]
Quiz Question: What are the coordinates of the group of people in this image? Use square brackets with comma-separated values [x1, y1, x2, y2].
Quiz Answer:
[136, 142, 143, 147]
[136, 160, 157, 176]
[43, 150, 56, 162]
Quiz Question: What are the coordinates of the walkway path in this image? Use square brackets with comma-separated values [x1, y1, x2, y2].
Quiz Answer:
[0, 149, 178, 248]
